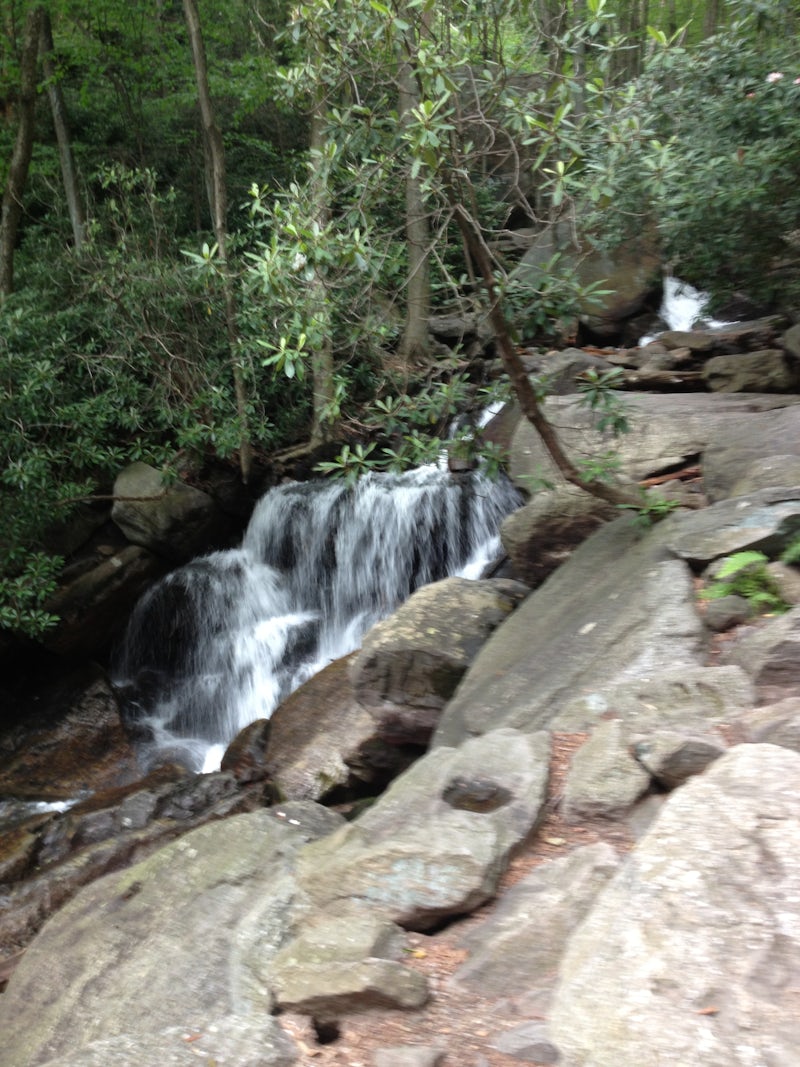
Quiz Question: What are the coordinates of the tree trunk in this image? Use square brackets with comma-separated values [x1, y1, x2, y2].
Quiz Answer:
[450, 199, 647, 509]
[702, 0, 721, 39]
[182, 0, 252, 483]
[40, 8, 85, 252]
[397, 52, 431, 367]
[308, 94, 335, 446]
[0, 5, 43, 299]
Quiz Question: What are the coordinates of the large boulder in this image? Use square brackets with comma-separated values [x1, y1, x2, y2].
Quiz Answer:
[0, 767, 269, 967]
[500, 483, 615, 587]
[662, 486, 800, 568]
[0, 805, 342, 1067]
[551, 663, 753, 733]
[549, 744, 800, 1067]
[508, 392, 800, 490]
[435, 515, 707, 747]
[0, 665, 140, 801]
[263, 655, 415, 802]
[350, 577, 528, 745]
[512, 224, 661, 341]
[702, 404, 800, 501]
[721, 605, 800, 700]
[452, 842, 620, 995]
[111, 461, 233, 563]
[296, 728, 550, 930]
[702, 349, 800, 393]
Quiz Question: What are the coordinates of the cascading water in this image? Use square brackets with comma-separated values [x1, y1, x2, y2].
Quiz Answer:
[640, 276, 732, 344]
[112, 464, 521, 773]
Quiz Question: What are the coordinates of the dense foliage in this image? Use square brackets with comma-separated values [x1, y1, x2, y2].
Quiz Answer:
[1, 0, 799, 637]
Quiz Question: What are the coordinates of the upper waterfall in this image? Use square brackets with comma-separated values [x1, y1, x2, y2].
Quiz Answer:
[112, 464, 521, 773]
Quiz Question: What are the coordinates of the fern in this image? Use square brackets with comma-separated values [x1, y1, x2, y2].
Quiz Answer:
[780, 535, 800, 567]
[700, 551, 789, 614]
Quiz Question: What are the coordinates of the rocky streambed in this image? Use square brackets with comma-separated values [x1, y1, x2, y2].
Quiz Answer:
[3, 315, 800, 1065]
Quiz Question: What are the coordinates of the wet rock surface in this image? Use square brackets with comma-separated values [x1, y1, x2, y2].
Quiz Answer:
[6, 320, 800, 1063]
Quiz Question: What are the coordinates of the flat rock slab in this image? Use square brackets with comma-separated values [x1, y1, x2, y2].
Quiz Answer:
[551, 664, 754, 733]
[453, 843, 619, 995]
[663, 486, 800, 566]
[0, 807, 338, 1067]
[703, 403, 800, 501]
[549, 744, 800, 1067]
[508, 392, 799, 488]
[435, 516, 707, 747]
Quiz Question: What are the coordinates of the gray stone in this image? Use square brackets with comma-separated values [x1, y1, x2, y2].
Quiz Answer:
[550, 744, 800, 1067]
[453, 843, 619, 994]
[508, 392, 798, 490]
[702, 349, 800, 393]
[562, 720, 651, 820]
[729, 454, 800, 497]
[513, 223, 661, 338]
[738, 697, 800, 752]
[33, 1020, 297, 1067]
[351, 578, 526, 743]
[520, 348, 614, 394]
[659, 329, 717, 352]
[500, 484, 615, 588]
[273, 957, 429, 1020]
[267, 800, 347, 840]
[373, 1046, 446, 1067]
[624, 792, 668, 840]
[0, 809, 310, 1067]
[265, 655, 412, 802]
[296, 729, 550, 930]
[721, 605, 800, 695]
[703, 593, 754, 631]
[631, 731, 726, 789]
[551, 664, 754, 733]
[436, 516, 707, 747]
[269, 902, 416, 1019]
[663, 486, 800, 566]
[111, 461, 229, 563]
[703, 403, 800, 502]
[661, 316, 786, 353]
[490, 1021, 561, 1063]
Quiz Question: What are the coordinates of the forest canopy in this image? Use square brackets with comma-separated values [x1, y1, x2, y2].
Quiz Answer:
[1, 0, 799, 636]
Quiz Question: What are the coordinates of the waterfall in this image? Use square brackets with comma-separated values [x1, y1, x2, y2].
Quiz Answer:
[640, 276, 732, 344]
[112, 465, 521, 773]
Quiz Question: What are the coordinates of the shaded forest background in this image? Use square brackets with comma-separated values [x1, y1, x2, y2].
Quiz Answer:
[1, 0, 799, 636]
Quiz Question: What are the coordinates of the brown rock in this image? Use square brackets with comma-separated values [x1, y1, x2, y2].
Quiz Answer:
[0, 666, 140, 801]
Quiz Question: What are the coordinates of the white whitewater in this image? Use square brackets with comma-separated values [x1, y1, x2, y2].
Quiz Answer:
[112, 465, 520, 772]
[640, 276, 732, 343]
